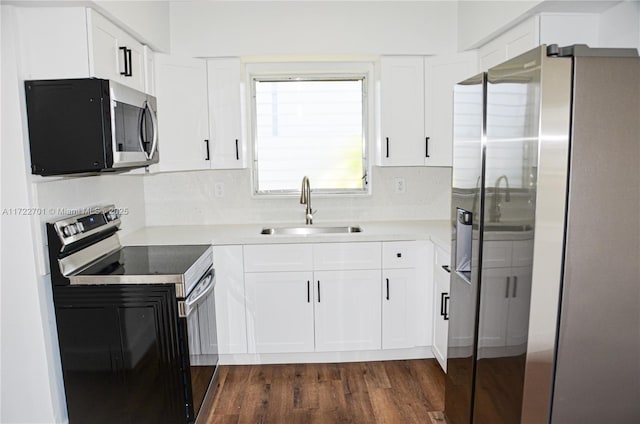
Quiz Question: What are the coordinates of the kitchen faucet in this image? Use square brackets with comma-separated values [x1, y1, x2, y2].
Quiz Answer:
[490, 174, 511, 222]
[300, 176, 315, 225]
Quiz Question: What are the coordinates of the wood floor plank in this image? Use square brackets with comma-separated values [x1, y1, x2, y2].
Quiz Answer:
[203, 359, 445, 424]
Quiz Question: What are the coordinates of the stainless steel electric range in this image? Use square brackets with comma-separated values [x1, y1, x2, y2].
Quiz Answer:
[47, 205, 218, 424]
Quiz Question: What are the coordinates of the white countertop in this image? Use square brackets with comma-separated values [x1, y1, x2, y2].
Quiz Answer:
[121, 220, 452, 251]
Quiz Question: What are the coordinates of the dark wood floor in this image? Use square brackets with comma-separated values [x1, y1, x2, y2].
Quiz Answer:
[201, 359, 446, 424]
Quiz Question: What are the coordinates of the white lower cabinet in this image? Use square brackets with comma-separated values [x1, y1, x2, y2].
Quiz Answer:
[245, 272, 314, 353]
[382, 268, 416, 349]
[233, 241, 435, 359]
[314, 270, 382, 352]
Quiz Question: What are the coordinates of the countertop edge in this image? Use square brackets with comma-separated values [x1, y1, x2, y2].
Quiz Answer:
[120, 221, 453, 251]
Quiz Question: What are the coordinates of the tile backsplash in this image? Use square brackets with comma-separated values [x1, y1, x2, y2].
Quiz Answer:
[143, 166, 452, 226]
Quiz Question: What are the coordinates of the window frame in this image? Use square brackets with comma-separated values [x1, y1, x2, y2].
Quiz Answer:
[246, 61, 374, 197]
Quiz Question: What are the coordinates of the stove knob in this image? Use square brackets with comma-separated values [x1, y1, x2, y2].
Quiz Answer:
[107, 210, 119, 221]
[62, 226, 72, 237]
[68, 224, 78, 235]
[76, 222, 85, 233]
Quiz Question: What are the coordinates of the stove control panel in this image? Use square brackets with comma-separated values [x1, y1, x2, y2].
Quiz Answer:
[51, 205, 121, 243]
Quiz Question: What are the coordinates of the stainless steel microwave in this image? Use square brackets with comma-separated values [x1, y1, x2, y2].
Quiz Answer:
[25, 78, 159, 176]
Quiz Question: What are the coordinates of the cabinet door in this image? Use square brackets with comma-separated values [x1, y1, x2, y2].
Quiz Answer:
[245, 272, 314, 353]
[207, 58, 246, 169]
[153, 54, 210, 172]
[379, 56, 425, 166]
[432, 262, 450, 371]
[424, 51, 478, 167]
[88, 9, 146, 92]
[382, 268, 416, 349]
[314, 270, 382, 352]
[213, 245, 247, 354]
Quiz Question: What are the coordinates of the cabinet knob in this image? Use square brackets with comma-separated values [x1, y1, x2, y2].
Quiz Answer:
[396, 253, 402, 258]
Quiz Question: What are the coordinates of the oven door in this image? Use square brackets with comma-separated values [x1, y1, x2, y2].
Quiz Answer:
[185, 267, 219, 421]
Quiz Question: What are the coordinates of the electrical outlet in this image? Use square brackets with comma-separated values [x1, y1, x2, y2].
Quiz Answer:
[394, 177, 406, 194]
[214, 182, 225, 197]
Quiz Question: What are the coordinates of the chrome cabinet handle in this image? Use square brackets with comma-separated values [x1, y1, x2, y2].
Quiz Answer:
[204, 139, 210, 161]
[235, 139, 239, 160]
[317, 280, 320, 303]
[512, 276, 518, 297]
[386, 137, 390, 158]
[425, 136, 430, 158]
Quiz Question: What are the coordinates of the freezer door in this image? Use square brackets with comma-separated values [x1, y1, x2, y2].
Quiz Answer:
[473, 46, 546, 424]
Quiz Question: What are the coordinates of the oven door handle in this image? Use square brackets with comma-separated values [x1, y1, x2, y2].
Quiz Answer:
[185, 269, 215, 310]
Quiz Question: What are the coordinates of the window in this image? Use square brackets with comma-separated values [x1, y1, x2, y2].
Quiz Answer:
[250, 64, 371, 195]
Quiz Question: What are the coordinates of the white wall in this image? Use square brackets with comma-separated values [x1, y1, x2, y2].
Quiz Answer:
[93, 0, 171, 52]
[598, 0, 640, 49]
[144, 167, 452, 226]
[170, 1, 459, 57]
[1, 6, 66, 423]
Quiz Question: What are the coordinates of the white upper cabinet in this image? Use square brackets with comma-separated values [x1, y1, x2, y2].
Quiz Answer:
[478, 14, 601, 72]
[379, 53, 477, 167]
[424, 51, 478, 167]
[144, 46, 156, 97]
[379, 56, 425, 166]
[152, 54, 210, 173]
[88, 9, 146, 92]
[207, 58, 247, 169]
[16, 7, 154, 95]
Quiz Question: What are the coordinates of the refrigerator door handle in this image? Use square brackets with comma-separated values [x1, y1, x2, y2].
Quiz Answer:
[505, 276, 511, 298]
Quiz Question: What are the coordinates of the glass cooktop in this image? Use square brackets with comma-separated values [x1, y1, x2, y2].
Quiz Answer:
[71, 245, 212, 295]
[78, 245, 209, 277]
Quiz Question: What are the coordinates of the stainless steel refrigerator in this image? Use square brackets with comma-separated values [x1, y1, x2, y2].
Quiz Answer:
[445, 44, 640, 424]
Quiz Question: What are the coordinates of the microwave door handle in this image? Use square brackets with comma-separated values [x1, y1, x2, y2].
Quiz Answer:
[139, 101, 159, 160]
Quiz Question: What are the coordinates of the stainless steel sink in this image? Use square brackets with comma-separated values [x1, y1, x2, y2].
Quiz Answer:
[260, 226, 362, 235]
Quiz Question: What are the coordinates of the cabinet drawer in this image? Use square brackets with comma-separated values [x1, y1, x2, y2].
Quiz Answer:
[382, 241, 416, 269]
[244, 244, 313, 272]
[313, 242, 381, 270]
